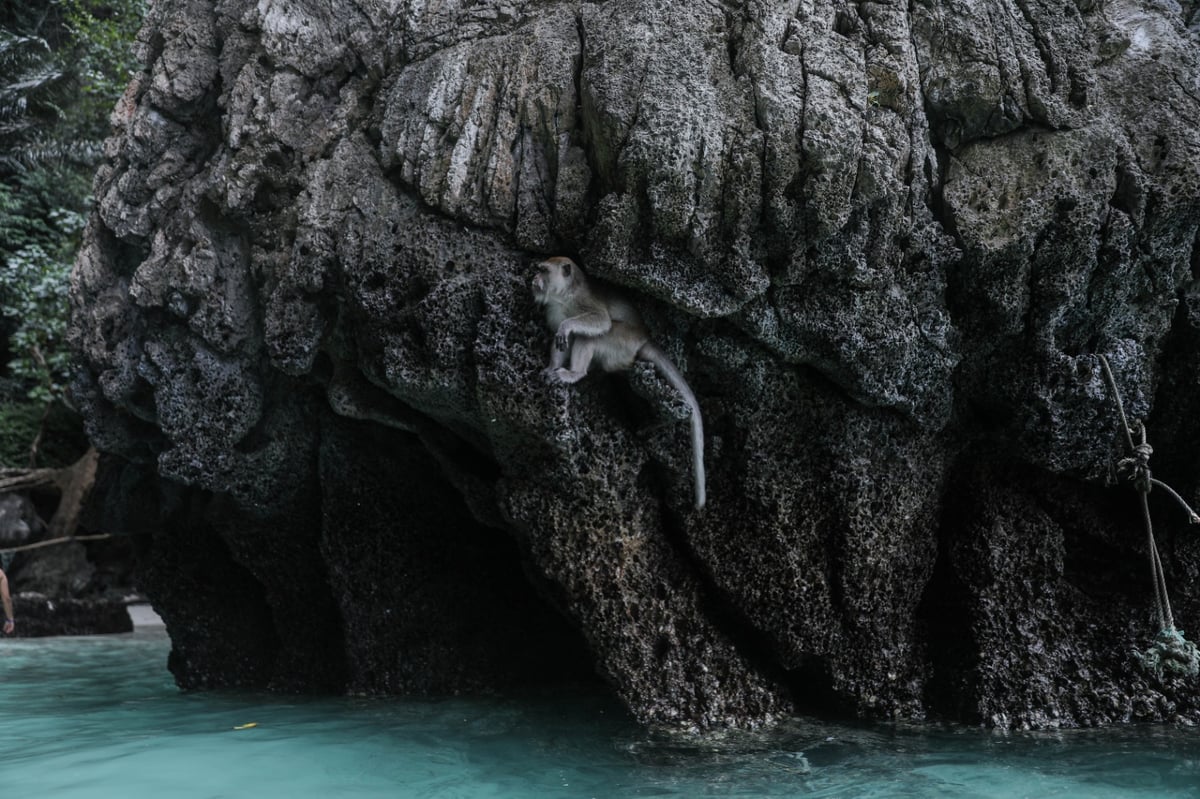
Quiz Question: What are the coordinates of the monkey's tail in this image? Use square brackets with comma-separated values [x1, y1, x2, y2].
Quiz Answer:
[638, 342, 706, 510]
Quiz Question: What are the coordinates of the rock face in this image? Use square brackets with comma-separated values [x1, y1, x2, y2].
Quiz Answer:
[9, 594, 134, 638]
[70, 0, 1200, 728]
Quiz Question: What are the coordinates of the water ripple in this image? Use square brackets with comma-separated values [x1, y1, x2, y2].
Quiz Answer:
[2, 632, 1198, 798]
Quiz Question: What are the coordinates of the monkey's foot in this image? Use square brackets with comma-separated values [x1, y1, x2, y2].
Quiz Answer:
[552, 367, 586, 384]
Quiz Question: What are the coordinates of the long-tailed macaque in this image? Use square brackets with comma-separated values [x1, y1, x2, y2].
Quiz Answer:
[531, 256, 706, 510]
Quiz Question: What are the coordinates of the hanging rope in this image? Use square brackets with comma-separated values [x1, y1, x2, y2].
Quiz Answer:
[1098, 354, 1200, 679]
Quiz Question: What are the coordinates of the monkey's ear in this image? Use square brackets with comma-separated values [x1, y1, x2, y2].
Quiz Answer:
[561, 261, 572, 276]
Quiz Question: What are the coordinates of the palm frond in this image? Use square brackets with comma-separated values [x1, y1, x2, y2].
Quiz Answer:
[0, 29, 73, 155]
[2, 67, 65, 96]
[0, 31, 50, 75]
[0, 95, 28, 121]
[0, 137, 101, 171]
[0, 69, 66, 123]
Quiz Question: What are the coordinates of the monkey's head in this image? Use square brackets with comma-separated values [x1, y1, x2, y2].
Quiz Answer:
[531, 256, 577, 304]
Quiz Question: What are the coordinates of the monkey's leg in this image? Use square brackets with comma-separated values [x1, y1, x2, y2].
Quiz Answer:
[553, 338, 595, 384]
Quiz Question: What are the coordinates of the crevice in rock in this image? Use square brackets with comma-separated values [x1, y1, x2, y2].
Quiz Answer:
[569, 9, 604, 246]
[790, 654, 856, 718]
[1109, 160, 1144, 221]
[572, 11, 587, 139]
[582, 10, 624, 191]
[142, 29, 166, 74]
[833, 8, 859, 38]
[924, 140, 961, 247]
[724, 14, 739, 78]
[231, 403, 272, 455]
[99, 222, 151, 279]
[1011, 0, 1061, 99]
[654, 490, 861, 720]
[1021, 210, 1056, 342]
[651, 494, 809, 716]
[1191, 226, 1200, 283]
[916, 460, 981, 723]
[796, 37, 811, 252]
[1141, 289, 1200, 497]
[1068, 66, 1088, 109]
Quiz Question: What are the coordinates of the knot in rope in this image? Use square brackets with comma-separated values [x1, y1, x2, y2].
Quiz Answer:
[1118, 433, 1154, 494]
[1137, 628, 1200, 680]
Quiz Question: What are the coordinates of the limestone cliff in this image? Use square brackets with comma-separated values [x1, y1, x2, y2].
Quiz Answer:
[71, 0, 1200, 728]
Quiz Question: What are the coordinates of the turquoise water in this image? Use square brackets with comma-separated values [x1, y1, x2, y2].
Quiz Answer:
[1, 631, 1198, 798]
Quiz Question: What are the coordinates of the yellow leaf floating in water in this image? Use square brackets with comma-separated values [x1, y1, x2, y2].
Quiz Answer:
[233, 723, 258, 730]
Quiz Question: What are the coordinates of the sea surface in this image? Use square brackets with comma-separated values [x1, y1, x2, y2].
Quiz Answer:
[1, 628, 1198, 798]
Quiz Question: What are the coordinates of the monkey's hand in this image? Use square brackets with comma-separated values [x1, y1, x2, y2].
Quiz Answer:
[554, 323, 571, 352]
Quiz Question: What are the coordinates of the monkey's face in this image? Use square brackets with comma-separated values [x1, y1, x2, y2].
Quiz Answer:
[531, 257, 575, 304]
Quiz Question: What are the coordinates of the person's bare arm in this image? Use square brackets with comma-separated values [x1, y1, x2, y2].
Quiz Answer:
[1, 569, 13, 634]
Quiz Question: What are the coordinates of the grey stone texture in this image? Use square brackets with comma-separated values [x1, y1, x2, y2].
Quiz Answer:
[70, 0, 1200, 728]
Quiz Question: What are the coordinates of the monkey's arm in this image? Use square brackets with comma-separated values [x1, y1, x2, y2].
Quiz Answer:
[555, 309, 611, 352]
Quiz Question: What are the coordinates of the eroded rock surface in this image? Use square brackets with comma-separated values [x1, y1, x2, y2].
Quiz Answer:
[71, 0, 1200, 728]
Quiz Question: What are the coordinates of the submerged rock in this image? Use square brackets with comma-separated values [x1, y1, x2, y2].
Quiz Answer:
[70, 0, 1200, 728]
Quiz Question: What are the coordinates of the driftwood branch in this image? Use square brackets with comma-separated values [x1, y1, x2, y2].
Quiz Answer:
[0, 533, 112, 555]
[0, 468, 59, 493]
[46, 447, 98, 539]
[0, 447, 100, 548]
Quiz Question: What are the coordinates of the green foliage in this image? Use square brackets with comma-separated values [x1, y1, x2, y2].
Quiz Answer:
[0, 400, 88, 467]
[57, 0, 147, 144]
[0, 0, 145, 408]
[0, 400, 44, 466]
[0, 207, 83, 404]
[0, 28, 71, 169]
[1, 0, 146, 170]
[0, 162, 91, 257]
